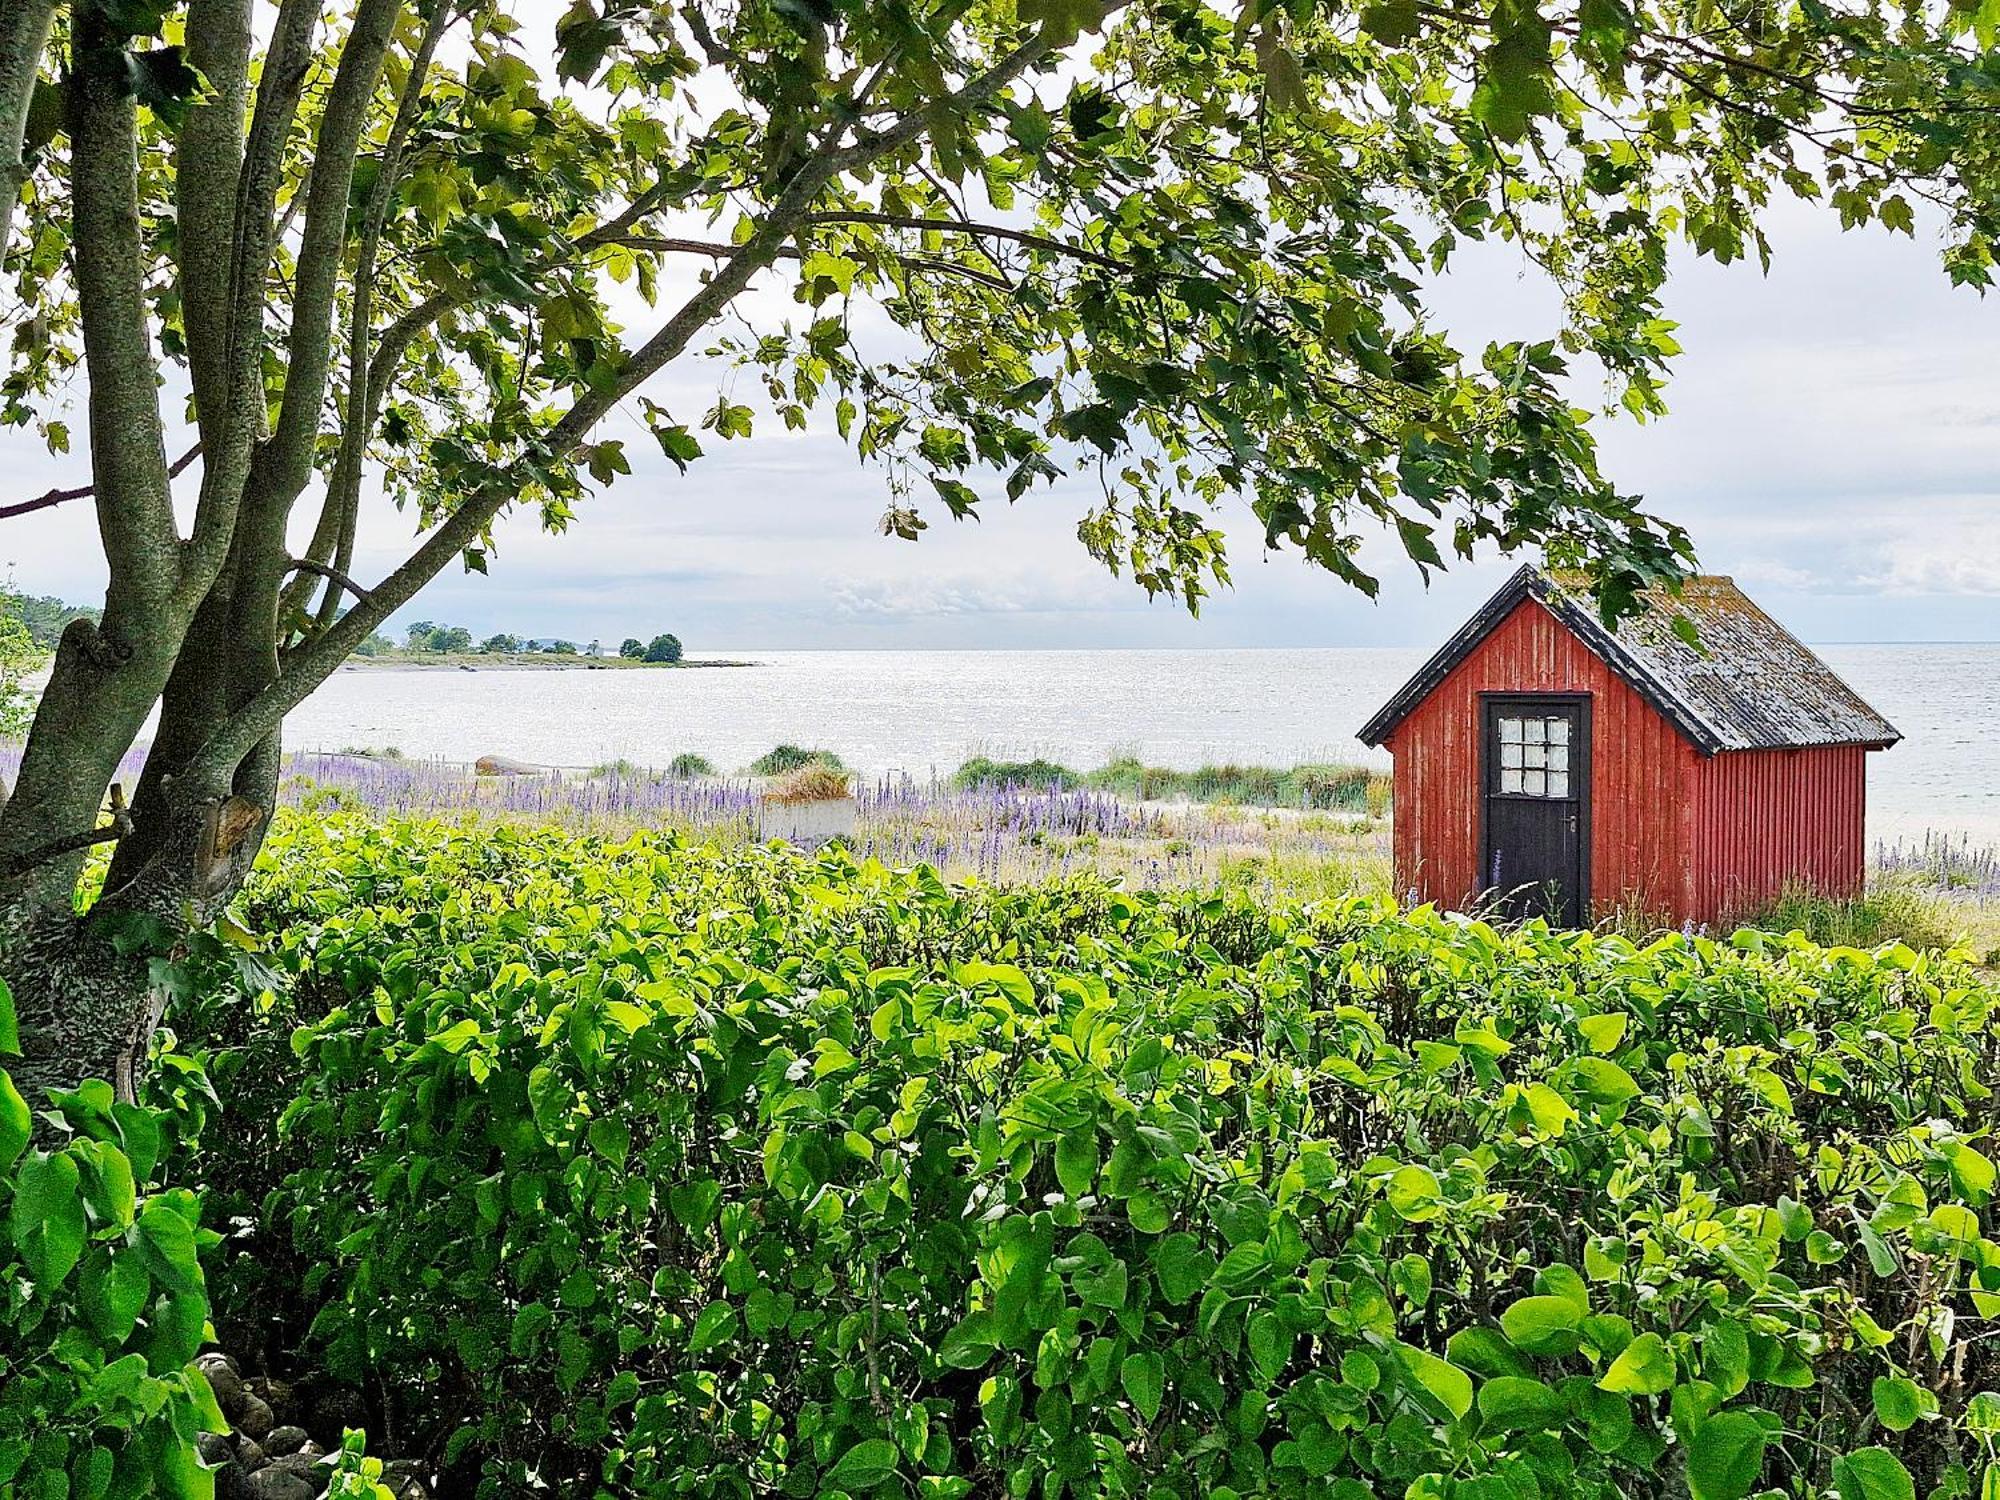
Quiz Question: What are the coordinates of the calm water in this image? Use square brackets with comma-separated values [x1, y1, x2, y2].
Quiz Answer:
[286, 644, 2000, 842]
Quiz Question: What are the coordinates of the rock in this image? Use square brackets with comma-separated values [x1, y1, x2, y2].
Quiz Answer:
[379, 1461, 430, 1500]
[306, 1384, 366, 1446]
[235, 1394, 275, 1441]
[198, 1354, 246, 1413]
[235, 1439, 266, 1470]
[197, 1432, 235, 1468]
[248, 1376, 304, 1426]
[241, 1469, 317, 1500]
[265, 1453, 332, 1496]
[263, 1426, 310, 1458]
[475, 753, 545, 776]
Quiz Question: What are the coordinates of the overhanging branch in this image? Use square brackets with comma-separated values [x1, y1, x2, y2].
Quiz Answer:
[0, 442, 201, 523]
[0, 785, 131, 881]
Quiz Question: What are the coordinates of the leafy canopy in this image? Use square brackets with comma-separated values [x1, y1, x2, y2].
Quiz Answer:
[6, 0, 1994, 654]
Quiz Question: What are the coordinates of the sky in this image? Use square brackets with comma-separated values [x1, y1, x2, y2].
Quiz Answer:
[5, 174, 1998, 652]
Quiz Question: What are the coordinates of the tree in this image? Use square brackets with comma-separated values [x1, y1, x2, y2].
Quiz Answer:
[403, 621, 438, 652]
[481, 632, 521, 654]
[0, 0, 1994, 1099]
[618, 639, 645, 660]
[352, 631, 394, 657]
[426, 625, 473, 654]
[644, 634, 684, 665]
[542, 639, 578, 656]
[585, 639, 602, 658]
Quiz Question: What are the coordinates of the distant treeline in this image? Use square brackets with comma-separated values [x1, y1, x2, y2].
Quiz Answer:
[368, 623, 683, 662]
[8, 593, 100, 650]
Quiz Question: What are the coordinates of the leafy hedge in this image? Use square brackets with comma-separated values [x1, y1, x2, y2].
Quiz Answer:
[168, 812, 2000, 1498]
[0, 984, 224, 1495]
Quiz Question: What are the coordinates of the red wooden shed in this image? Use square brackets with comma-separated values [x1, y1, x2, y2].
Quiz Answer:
[1358, 566, 1900, 927]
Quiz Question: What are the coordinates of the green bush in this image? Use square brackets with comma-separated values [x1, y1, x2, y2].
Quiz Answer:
[747, 744, 844, 776]
[0, 983, 223, 1493]
[951, 756, 1082, 789]
[1084, 756, 1389, 811]
[666, 752, 714, 778]
[175, 812, 2000, 1499]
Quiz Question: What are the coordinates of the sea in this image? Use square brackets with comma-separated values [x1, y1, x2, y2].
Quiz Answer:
[284, 644, 2000, 845]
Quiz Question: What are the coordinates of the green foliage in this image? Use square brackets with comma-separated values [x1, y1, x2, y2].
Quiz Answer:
[0, 980, 222, 1493]
[666, 753, 714, 779]
[619, 639, 645, 660]
[168, 812, 2000, 1497]
[642, 634, 683, 664]
[748, 745, 846, 776]
[951, 756, 1083, 790]
[1087, 756, 1391, 813]
[0, 594, 48, 739]
[3, 594, 100, 652]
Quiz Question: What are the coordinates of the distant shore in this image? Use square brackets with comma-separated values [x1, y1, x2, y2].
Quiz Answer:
[339, 654, 758, 672]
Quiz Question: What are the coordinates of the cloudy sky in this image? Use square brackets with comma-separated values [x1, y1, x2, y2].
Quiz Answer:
[4, 185, 1996, 652]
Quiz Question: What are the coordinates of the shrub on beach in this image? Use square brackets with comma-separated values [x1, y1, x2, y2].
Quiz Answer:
[951, 756, 1082, 790]
[666, 752, 714, 778]
[165, 812, 2000, 1499]
[748, 744, 846, 776]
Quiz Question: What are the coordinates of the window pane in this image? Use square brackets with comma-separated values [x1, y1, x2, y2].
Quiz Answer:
[1501, 767, 1524, 793]
[1500, 717, 1523, 744]
[1523, 769, 1546, 796]
[1524, 743, 1546, 769]
[1524, 718, 1546, 743]
[1548, 717, 1570, 745]
[1501, 742, 1523, 769]
[1548, 745, 1568, 773]
[1547, 770, 1569, 798]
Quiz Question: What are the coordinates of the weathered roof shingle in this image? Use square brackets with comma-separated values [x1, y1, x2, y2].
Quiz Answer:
[1358, 565, 1901, 754]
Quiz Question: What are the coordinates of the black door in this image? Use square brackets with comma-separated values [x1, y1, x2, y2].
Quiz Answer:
[1481, 697, 1589, 925]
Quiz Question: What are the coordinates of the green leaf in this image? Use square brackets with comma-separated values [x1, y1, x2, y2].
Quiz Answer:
[10, 1152, 86, 1289]
[688, 1301, 738, 1354]
[1394, 1342, 1473, 1420]
[1478, 1375, 1567, 1432]
[1500, 1294, 1583, 1357]
[1121, 1351, 1165, 1422]
[1871, 1375, 1922, 1433]
[1686, 1412, 1770, 1500]
[1577, 1013, 1626, 1052]
[135, 1202, 202, 1296]
[1248, 1309, 1291, 1385]
[824, 1437, 900, 1491]
[1386, 1164, 1443, 1222]
[0, 1071, 28, 1171]
[1832, 1446, 1916, 1500]
[1598, 1332, 1674, 1395]
[1153, 1233, 1214, 1305]
[1055, 1129, 1098, 1199]
[0, 977, 18, 1055]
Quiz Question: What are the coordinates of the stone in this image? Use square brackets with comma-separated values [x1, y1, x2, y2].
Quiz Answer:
[263, 1426, 310, 1457]
[235, 1439, 266, 1470]
[198, 1355, 246, 1414]
[379, 1461, 430, 1500]
[234, 1394, 275, 1441]
[306, 1384, 367, 1447]
[265, 1453, 333, 1496]
[475, 754, 544, 775]
[240, 1470, 316, 1500]
[196, 1432, 235, 1468]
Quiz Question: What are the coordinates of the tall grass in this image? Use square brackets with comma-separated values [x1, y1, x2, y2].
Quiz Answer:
[952, 753, 1393, 815]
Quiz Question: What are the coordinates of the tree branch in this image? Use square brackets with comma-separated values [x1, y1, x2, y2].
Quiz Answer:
[176, 0, 253, 443]
[70, 7, 179, 605]
[0, 0, 55, 273]
[284, 557, 373, 606]
[806, 210, 1125, 271]
[0, 442, 201, 522]
[0, 785, 131, 882]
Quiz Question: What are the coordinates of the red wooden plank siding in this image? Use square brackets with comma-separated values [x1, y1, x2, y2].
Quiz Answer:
[1688, 745, 1866, 922]
[1386, 598, 1699, 917]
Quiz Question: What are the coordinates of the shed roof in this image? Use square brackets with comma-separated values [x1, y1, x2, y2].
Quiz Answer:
[1357, 565, 1901, 755]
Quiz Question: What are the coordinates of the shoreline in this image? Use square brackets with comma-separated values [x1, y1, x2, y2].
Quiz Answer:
[338, 654, 758, 672]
